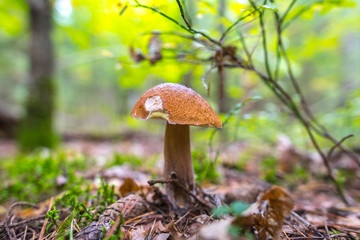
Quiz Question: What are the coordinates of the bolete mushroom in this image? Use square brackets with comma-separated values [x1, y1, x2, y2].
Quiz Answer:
[130, 83, 222, 209]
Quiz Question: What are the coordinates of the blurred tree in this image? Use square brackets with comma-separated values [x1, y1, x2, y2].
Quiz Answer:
[19, 0, 57, 150]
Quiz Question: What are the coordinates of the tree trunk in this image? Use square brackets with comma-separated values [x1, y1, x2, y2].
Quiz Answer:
[19, 0, 57, 150]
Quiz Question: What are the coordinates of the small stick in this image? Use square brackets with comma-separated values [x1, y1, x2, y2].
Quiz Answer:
[1, 214, 47, 228]
[148, 177, 213, 209]
[327, 134, 354, 159]
[39, 197, 54, 240]
[147, 179, 176, 185]
[175, 0, 192, 29]
[23, 225, 28, 240]
[324, 221, 332, 240]
[4, 212, 16, 240]
[124, 211, 157, 224]
[6, 202, 39, 218]
[291, 211, 311, 227]
[282, 228, 290, 240]
[174, 211, 190, 225]
[104, 215, 122, 239]
[291, 211, 324, 237]
[4, 221, 15, 240]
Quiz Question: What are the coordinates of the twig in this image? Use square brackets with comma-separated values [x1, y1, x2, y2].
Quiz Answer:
[23, 225, 28, 240]
[282, 228, 290, 240]
[140, 31, 215, 48]
[147, 179, 176, 185]
[148, 178, 213, 209]
[291, 211, 324, 238]
[0, 214, 47, 228]
[174, 211, 190, 225]
[175, 0, 192, 29]
[39, 197, 54, 240]
[324, 221, 332, 240]
[104, 215, 122, 239]
[4, 218, 15, 240]
[281, 0, 297, 24]
[6, 202, 39, 218]
[133, 0, 190, 34]
[291, 211, 311, 228]
[249, 0, 273, 81]
[327, 134, 354, 159]
[133, 0, 220, 45]
[220, 10, 256, 42]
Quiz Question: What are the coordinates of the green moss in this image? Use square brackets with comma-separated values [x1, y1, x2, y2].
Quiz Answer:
[0, 150, 89, 203]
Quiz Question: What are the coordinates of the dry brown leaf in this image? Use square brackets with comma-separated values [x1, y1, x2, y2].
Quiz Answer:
[256, 186, 294, 239]
[17, 192, 66, 218]
[119, 177, 140, 196]
[236, 186, 294, 239]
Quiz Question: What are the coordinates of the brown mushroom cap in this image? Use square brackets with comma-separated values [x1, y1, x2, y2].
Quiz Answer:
[131, 83, 222, 128]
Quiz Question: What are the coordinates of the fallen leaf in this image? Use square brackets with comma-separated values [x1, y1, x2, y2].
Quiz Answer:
[236, 186, 294, 239]
[119, 177, 140, 196]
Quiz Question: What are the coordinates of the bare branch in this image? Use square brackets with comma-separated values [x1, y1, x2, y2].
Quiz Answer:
[175, 0, 192, 29]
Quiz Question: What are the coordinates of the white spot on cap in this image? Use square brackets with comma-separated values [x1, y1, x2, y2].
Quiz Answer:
[145, 95, 163, 112]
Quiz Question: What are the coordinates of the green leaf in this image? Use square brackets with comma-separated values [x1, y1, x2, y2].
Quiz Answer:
[212, 206, 230, 218]
[230, 201, 249, 215]
[70, 219, 74, 240]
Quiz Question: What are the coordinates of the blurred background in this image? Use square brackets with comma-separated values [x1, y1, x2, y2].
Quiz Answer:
[0, 0, 359, 202]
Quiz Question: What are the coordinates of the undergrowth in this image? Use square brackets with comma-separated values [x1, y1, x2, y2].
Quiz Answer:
[0, 149, 90, 203]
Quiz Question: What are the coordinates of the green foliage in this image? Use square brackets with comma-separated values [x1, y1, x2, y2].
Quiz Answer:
[192, 149, 220, 183]
[260, 156, 279, 184]
[284, 165, 309, 189]
[0, 150, 89, 203]
[212, 201, 255, 238]
[95, 178, 116, 214]
[212, 201, 250, 219]
[106, 153, 143, 168]
[47, 178, 117, 238]
[46, 206, 60, 233]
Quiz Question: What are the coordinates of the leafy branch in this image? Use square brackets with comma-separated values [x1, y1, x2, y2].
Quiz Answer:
[130, 0, 358, 205]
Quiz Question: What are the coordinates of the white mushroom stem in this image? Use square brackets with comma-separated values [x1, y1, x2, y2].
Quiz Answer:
[164, 122, 195, 209]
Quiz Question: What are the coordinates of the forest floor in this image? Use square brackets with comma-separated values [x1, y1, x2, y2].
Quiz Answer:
[0, 133, 359, 239]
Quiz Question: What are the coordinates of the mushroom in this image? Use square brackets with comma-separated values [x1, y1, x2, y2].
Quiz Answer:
[130, 83, 222, 209]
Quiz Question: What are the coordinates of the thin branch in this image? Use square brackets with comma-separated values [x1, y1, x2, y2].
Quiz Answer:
[148, 178, 213, 209]
[220, 10, 256, 42]
[281, 0, 298, 24]
[134, 0, 220, 45]
[175, 0, 192, 29]
[133, 0, 191, 33]
[131, 0, 358, 206]
[140, 31, 216, 49]
[238, 31, 253, 66]
[281, 0, 325, 30]
[327, 134, 354, 159]
[274, 9, 360, 167]
[250, 0, 273, 80]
